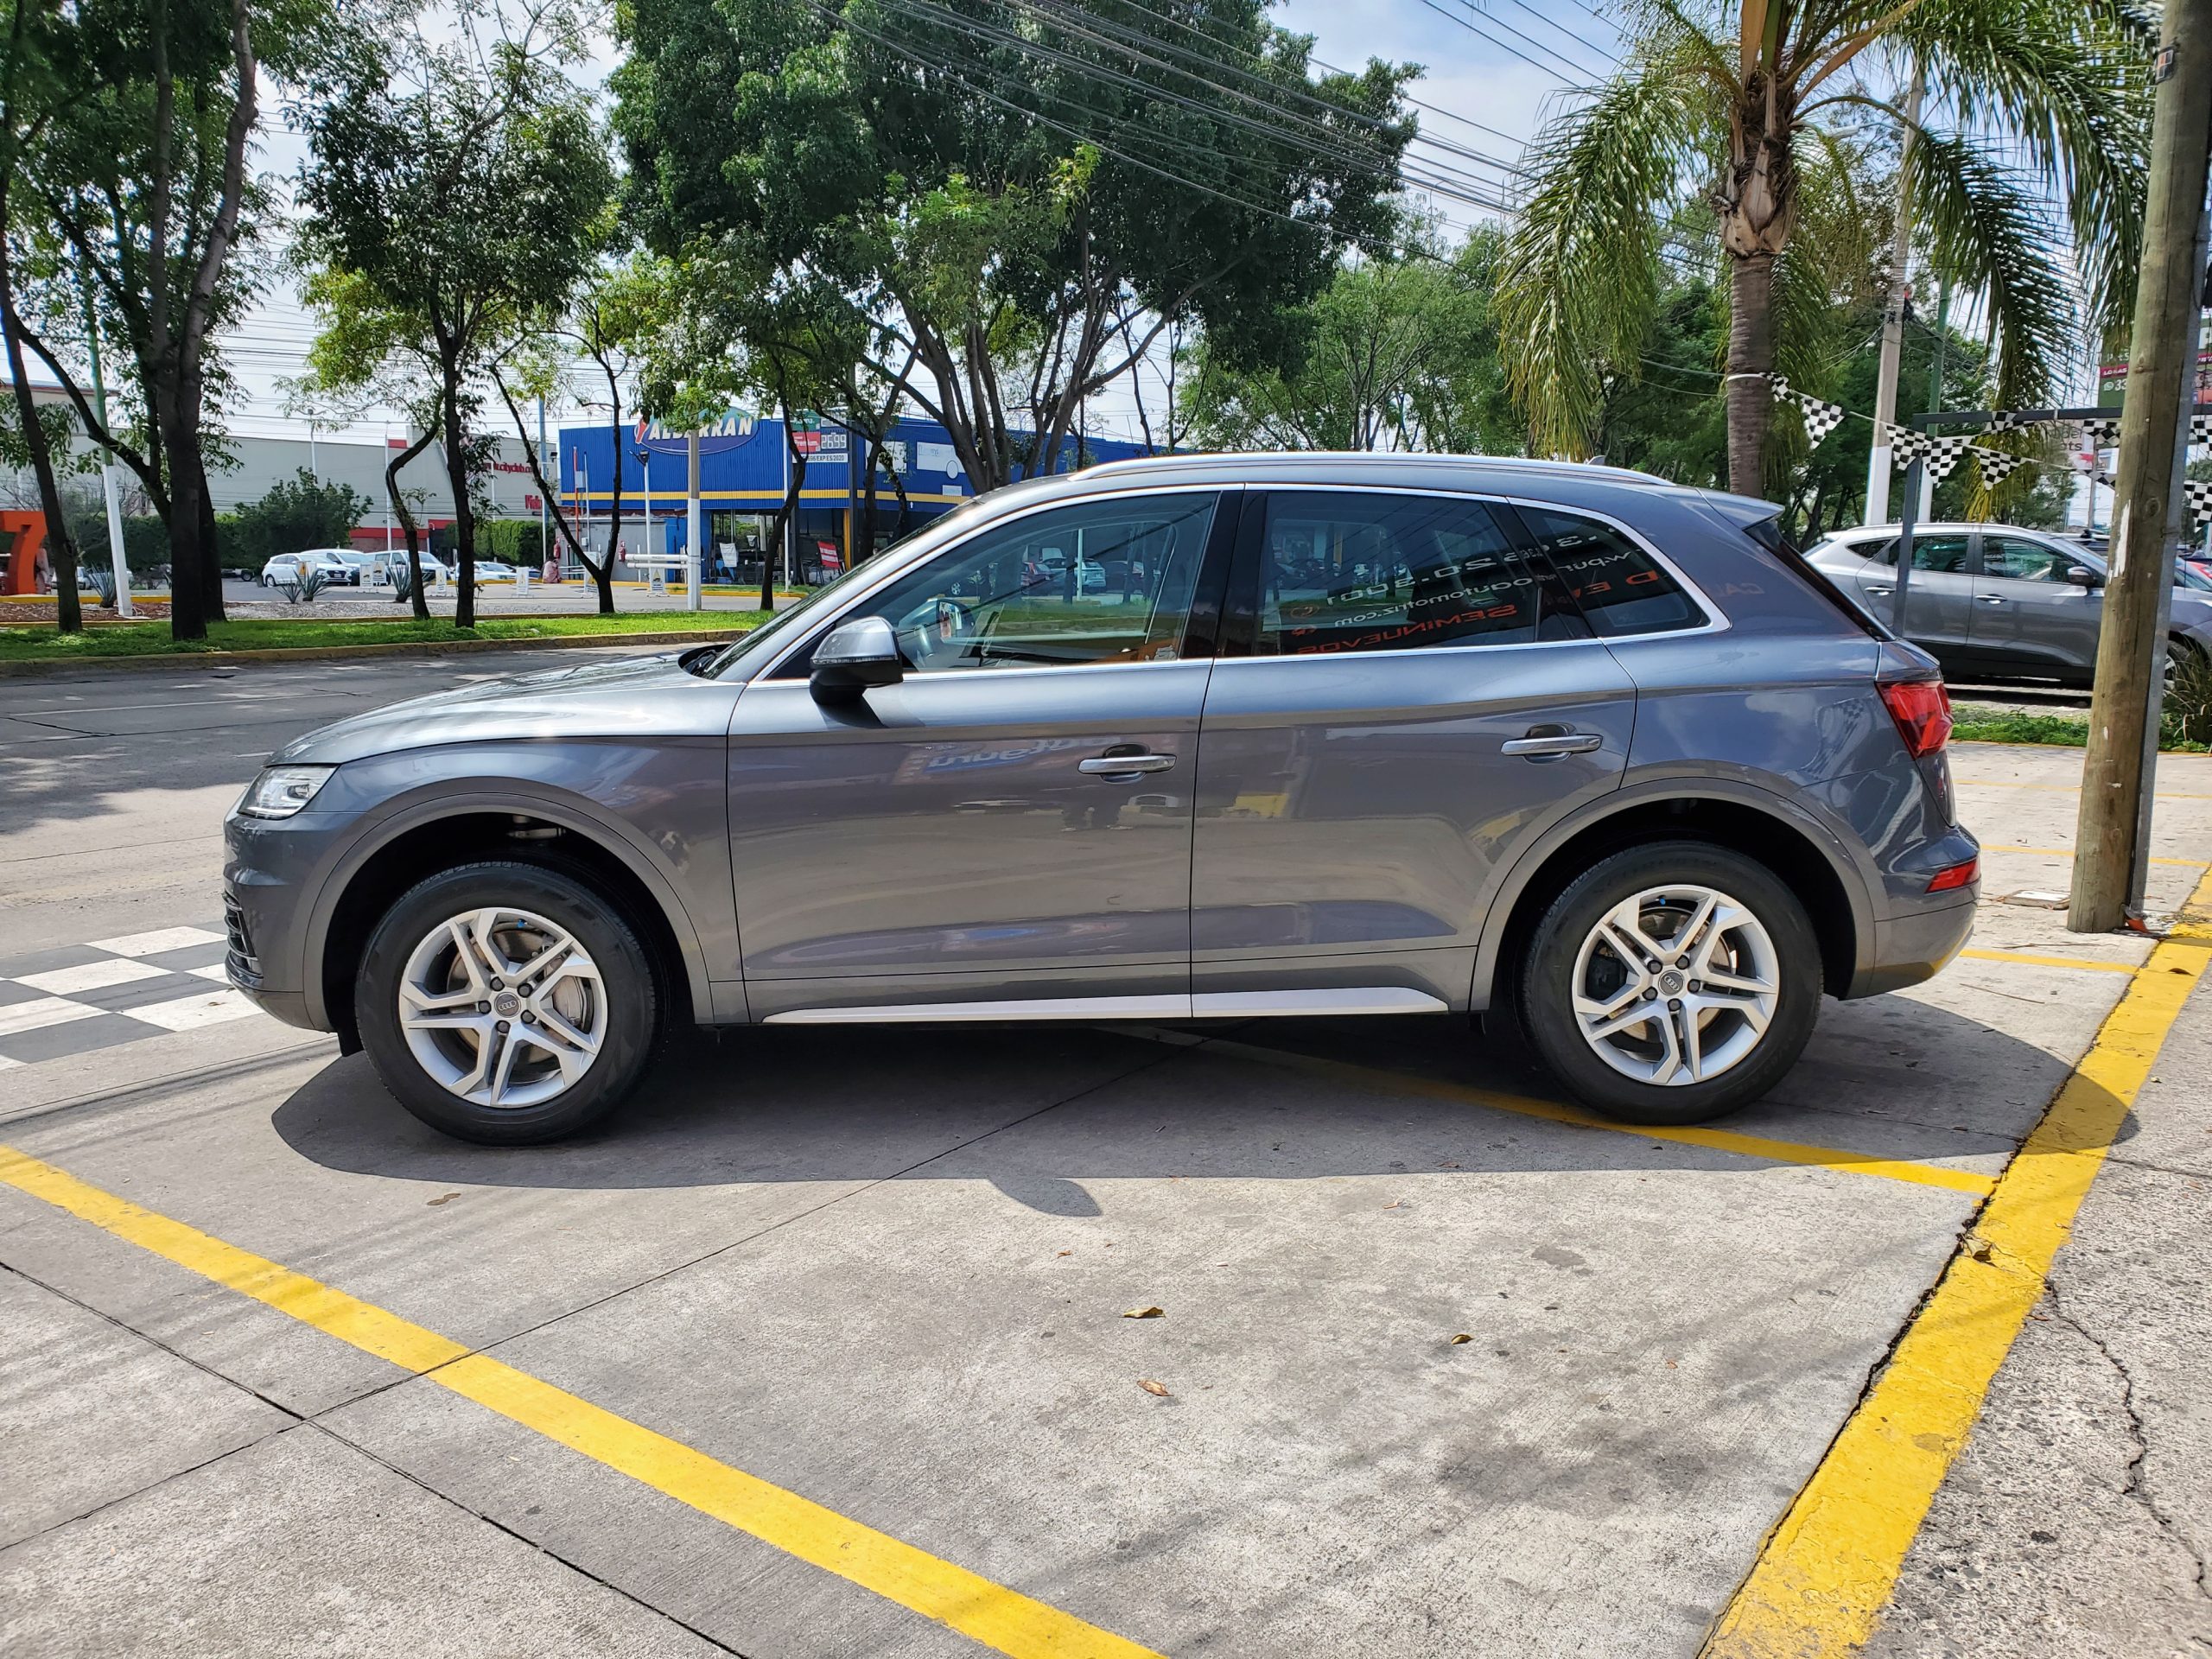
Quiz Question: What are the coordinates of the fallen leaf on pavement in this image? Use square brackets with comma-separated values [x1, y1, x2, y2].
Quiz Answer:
[1123, 1306, 1165, 1319]
[425, 1192, 461, 1207]
[1448, 1333, 1473, 1344]
[1138, 1379, 1170, 1397]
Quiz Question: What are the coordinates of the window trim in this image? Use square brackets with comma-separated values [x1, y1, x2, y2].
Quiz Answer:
[753, 482, 1238, 682]
[1221, 483, 1728, 663]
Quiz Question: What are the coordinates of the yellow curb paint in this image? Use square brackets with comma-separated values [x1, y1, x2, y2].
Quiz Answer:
[1702, 867, 2212, 1659]
[1958, 947, 2139, 975]
[1150, 1034, 1996, 1198]
[1981, 842, 2207, 869]
[0, 1147, 1164, 1659]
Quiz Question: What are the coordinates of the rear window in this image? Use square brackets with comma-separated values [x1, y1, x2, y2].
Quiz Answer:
[1516, 507, 1705, 637]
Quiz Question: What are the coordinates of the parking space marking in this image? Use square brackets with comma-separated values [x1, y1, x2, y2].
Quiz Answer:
[1958, 947, 2137, 974]
[0, 1147, 1166, 1659]
[1981, 842, 2207, 868]
[1131, 1033, 1998, 1197]
[1704, 867, 2212, 1659]
[1953, 778, 2212, 801]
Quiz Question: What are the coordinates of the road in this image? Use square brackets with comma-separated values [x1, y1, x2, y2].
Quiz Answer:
[2, 648, 2209, 1657]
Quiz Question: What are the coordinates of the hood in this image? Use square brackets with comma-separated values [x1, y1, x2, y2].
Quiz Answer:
[274, 648, 734, 766]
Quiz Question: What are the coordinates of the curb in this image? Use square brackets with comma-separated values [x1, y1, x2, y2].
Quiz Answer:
[0, 628, 751, 679]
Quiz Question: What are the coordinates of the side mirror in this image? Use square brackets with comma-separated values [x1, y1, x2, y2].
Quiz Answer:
[2064, 565, 2101, 589]
[810, 615, 905, 701]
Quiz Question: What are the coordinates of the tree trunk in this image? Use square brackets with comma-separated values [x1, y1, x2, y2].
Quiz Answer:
[197, 476, 223, 622]
[385, 429, 436, 621]
[1725, 254, 1777, 498]
[761, 411, 806, 611]
[160, 409, 209, 639]
[440, 369, 478, 628]
[0, 269, 83, 634]
[491, 374, 613, 613]
[861, 432, 881, 561]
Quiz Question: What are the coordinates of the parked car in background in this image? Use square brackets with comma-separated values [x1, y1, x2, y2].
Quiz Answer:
[472, 560, 519, 583]
[329, 550, 384, 584]
[227, 454, 1980, 1147]
[260, 550, 356, 588]
[370, 550, 453, 588]
[1808, 522, 2212, 686]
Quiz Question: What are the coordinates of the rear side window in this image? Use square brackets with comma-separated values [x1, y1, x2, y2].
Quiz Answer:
[1517, 507, 1705, 637]
[1251, 491, 1588, 656]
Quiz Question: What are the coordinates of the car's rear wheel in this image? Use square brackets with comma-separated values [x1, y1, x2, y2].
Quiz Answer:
[1516, 842, 1820, 1126]
[355, 861, 658, 1145]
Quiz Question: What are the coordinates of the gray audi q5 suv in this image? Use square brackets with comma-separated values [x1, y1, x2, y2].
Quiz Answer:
[224, 454, 1979, 1144]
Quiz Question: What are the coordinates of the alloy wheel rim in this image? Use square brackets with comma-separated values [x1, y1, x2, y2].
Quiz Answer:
[1570, 883, 1779, 1088]
[397, 906, 604, 1109]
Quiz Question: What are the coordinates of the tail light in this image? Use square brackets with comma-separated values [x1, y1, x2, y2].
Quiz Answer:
[1879, 678, 1953, 759]
[1927, 857, 1978, 893]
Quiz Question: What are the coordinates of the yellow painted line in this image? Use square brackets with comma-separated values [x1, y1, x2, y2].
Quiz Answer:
[1982, 842, 2207, 869]
[1704, 866, 2212, 1658]
[1140, 1033, 1996, 1198]
[1955, 778, 2212, 801]
[0, 1149, 1163, 1659]
[1959, 947, 2138, 975]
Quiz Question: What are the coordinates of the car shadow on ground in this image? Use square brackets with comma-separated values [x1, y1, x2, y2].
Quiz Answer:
[269, 996, 2113, 1210]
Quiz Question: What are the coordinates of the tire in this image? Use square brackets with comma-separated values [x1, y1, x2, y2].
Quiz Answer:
[354, 860, 659, 1145]
[1515, 841, 1821, 1126]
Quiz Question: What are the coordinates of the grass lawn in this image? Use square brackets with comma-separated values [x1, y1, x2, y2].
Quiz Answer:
[1952, 703, 2209, 754]
[0, 612, 763, 664]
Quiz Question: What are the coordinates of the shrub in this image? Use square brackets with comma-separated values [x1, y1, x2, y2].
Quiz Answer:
[275, 566, 334, 604]
[86, 565, 119, 607]
[232, 470, 373, 566]
[2166, 642, 2212, 748]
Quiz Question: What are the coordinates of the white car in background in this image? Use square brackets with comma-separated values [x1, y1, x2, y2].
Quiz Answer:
[260, 550, 357, 587]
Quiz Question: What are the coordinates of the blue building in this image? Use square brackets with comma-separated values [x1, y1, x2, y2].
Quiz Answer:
[555, 410, 1154, 584]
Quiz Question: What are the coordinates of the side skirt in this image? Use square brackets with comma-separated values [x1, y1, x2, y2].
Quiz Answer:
[762, 988, 1449, 1025]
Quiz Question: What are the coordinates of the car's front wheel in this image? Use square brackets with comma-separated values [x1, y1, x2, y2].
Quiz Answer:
[1516, 842, 1820, 1126]
[355, 861, 658, 1144]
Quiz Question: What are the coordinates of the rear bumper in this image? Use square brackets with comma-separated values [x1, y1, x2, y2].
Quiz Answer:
[1848, 893, 1976, 998]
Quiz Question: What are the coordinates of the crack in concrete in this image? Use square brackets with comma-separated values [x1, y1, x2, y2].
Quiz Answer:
[2041, 1280, 2212, 1612]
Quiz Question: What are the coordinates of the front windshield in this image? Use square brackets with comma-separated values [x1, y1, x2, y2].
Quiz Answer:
[699, 496, 995, 678]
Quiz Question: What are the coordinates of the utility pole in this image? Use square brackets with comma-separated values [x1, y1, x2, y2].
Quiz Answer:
[1920, 274, 1951, 520]
[1864, 66, 1925, 525]
[82, 285, 134, 617]
[537, 395, 550, 578]
[2070, 0, 2212, 931]
[686, 425, 703, 613]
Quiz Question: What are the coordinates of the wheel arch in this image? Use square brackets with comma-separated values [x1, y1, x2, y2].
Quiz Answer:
[1471, 781, 1871, 1012]
[307, 793, 711, 1048]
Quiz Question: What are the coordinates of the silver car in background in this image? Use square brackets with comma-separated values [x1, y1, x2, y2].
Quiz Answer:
[225, 454, 1980, 1145]
[1808, 521, 2212, 686]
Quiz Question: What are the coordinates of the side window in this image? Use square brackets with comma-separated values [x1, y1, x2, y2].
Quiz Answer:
[1253, 491, 1586, 656]
[1983, 537, 2081, 583]
[1876, 533, 1970, 574]
[1517, 506, 1705, 637]
[823, 493, 1216, 674]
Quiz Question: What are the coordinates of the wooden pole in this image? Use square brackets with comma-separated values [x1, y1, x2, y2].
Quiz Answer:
[2071, 0, 2212, 931]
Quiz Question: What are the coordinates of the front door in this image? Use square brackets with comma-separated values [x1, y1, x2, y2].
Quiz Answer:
[1856, 531, 1975, 666]
[727, 488, 1228, 1019]
[1190, 488, 1640, 1009]
[1972, 533, 2103, 678]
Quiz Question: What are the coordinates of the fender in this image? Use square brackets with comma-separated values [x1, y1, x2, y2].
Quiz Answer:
[1466, 771, 1878, 1009]
[300, 782, 717, 1031]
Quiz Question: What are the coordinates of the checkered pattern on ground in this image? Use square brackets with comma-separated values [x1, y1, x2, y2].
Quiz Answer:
[0, 925, 259, 1070]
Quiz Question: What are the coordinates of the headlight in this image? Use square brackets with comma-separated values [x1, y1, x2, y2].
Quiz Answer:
[236, 765, 336, 819]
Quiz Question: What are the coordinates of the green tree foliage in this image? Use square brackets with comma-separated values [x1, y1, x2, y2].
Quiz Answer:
[227, 467, 371, 566]
[1496, 0, 2150, 497]
[297, 3, 612, 626]
[1181, 229, 1516, 454]
[5, 0, 351, 639]
[615, 0, 1415, 493]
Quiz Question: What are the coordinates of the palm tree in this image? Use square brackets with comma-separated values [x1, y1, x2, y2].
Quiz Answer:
[1496, 0, 2151, 497]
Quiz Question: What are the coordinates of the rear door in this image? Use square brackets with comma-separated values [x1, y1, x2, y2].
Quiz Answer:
[1972, 533, 2103, 677]
[1188, 487, 1639, 1009]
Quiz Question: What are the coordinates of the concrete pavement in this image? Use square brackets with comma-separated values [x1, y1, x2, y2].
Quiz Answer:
[3, 651, 2210, 1657]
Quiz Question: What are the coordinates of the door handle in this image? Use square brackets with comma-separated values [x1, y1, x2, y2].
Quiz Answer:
[1079, 753, 1174, 777]
[1502, 732, 1604, 758]
[1865, 584, 1894, 597]
[1976, 594, 2008, 605]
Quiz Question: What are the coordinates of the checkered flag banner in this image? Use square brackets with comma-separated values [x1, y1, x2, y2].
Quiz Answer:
[1766, 376, 1846, 446]
[2192, 414, 2212, 445]
[2186, 478, 2212, 524]
[1890, 428, 1977, 480]
[2080, 416, 2120, 449]
[1973, 448, 2031, 487]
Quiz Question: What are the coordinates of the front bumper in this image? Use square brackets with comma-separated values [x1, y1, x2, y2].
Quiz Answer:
[224, 806, 348, 1033]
